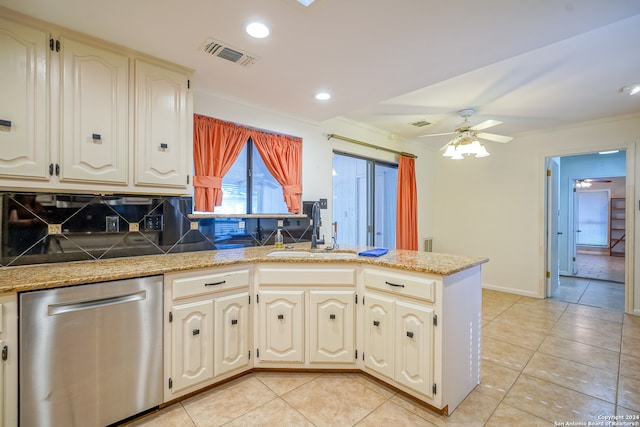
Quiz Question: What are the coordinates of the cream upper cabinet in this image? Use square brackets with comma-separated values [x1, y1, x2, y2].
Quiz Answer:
[309, 290, 355, 364]
[59, 35, 129, 185]
[134, 58, 191, 190]
[0, 17, 49, 181]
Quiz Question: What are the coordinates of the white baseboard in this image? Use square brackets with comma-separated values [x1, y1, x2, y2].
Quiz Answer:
[482, 283, 542, 298]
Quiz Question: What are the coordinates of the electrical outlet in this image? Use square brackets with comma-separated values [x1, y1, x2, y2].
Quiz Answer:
[319, 198, 327, 209]
[143, 215, 163, 231]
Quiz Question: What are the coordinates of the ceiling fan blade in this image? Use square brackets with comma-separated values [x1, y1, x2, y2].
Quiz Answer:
[476, 132, 513, 143]
[418, 131, 455, 138]
[470, 119, 502, 131]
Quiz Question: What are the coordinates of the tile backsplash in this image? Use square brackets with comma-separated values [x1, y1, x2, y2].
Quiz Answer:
[1, 192, 313, 267]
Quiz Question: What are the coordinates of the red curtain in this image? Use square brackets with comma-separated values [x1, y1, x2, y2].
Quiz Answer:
[193, 114, 250, 212]
[251, 131, 303, 213]
[396, 156, 418, 250]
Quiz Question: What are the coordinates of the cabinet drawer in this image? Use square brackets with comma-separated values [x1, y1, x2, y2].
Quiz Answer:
[257, 266, 355, 286]
[169, 269, 250, 300]
[363, 268, 436, 303]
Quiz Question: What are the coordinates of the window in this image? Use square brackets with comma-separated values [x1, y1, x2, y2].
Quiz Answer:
[576, 189, 609, 246]
[332, 152, 398, 248]
[218, 139, 289, 214]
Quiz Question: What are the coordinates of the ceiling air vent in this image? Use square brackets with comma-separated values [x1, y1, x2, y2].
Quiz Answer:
[410, 120, 431, 128]
[201, 38, 259, 68]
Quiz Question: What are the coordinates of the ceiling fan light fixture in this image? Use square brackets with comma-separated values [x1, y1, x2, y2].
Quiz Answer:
[475, 145, 490, 157]
[621, 83, 640, 96]
[451, 150, 464, 160]
[443, 145, 457, 157]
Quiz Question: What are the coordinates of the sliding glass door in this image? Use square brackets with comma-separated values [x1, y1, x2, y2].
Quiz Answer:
[332, 152, 397, 248]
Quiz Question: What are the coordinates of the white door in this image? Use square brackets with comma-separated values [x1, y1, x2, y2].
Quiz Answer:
[59, 36, 129, 184]
[394, 301, 434, 398]
[258, 290, 304, 363]
[171, 300, 214, 392]
[546, 158, 560, 297]
[363, 292, 394, 379]
[214, 292, 249, 376]
[309, 290, 354, 364]
[0, 18, 49, 181]
[134, 58, 190, 189]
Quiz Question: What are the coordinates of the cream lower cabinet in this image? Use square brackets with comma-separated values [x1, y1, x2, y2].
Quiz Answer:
[164, 267, 251, 401]
[254, 264, 356, 368]
[0, 294, 18, 427]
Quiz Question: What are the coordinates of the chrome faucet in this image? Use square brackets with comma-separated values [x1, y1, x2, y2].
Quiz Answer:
[326, 221, 339, 250]
[310, 201, 324, 249]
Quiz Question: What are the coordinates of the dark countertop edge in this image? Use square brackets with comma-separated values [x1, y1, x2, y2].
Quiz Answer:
[0, 246, 488, 295]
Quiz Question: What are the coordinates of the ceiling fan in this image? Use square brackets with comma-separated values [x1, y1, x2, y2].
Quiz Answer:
[419, 109, 513, 159]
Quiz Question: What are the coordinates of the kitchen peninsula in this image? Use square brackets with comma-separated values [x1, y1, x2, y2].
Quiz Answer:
[0, 244, 487, 425]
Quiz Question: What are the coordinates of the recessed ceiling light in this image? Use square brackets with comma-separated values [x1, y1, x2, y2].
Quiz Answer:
[315, 92, 331, 101]
[297, 0, 316, 6]
[621, 83, 640, 96]
[246, 22, 270, 39]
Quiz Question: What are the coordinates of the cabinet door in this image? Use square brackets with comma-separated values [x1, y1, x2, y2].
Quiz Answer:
[134, 58, 190, 189]
[258, 290, 304, 363]
[214, 292, 249, 377]
[309, 290, 355, 364]
[0, 18, 49, 180]
[59, 36, 129, 184]
[363, 292, 394, 378]
[394, 301, 434, 398]
[171, 300, 214, 393]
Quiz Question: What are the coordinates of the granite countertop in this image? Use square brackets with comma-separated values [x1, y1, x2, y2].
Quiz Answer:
[0, 244, 488, 295]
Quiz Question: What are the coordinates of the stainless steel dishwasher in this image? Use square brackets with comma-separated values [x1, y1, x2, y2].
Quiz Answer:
[19, 275, 163, 427]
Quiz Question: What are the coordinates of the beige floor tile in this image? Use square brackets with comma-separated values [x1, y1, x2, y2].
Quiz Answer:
[481, 305, 508, 323]
[476, 359, 520, 400]
[622, 335, 640, 356]
[538, 336, 620, 373]
[441, 388, 501, 427]
[223, 397, 314, 427]
[550, 320, 622, 352]
[126, 404, 195, 427]
[355, 400, 437, 426]
[523, 352, 617, 403]
[482, 336, 535, 371]
[503, 375, 615, 424]
[388, 394, 447, 427]
[558, 311, 623, 336]
[482, 318, 547, 350]
[485, 403, 555, 426]
[346, 373, 397, 398]
[182, 376, 277, 427]
[619, 375, 640, 413]
[494, 309, 558, 332]
[565, 303, 624, 323]
[254, 371, 320, 395]
[616, 406, 640, 417]
[623, 318, 640, 339]
[620, 353, 640, 380]
[282, 373, 389, 426]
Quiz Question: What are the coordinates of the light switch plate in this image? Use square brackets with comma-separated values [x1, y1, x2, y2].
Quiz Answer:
[319, 198, 327, 209]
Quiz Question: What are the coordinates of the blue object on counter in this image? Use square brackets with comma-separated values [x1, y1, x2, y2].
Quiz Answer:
[358, 248, 389, 257]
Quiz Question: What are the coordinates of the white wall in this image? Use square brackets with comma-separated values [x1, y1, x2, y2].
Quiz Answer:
[194, 89, 436, 246]
[432, 113, 639, 314]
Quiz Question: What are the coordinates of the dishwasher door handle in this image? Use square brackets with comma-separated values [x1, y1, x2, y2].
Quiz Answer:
[48, 291, 147, 316]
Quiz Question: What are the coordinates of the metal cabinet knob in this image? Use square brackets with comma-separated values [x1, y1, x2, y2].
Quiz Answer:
[277, 314, 284, 320]
[192, 328, 200, 336]
[329, 314, 336, 320]
[231, 319, 238, 325]
[373, 320, 380, 327]
[406, 331, 414, 338]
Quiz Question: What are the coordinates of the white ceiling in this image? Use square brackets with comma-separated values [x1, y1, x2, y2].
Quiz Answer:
[2, 0, 640, 147]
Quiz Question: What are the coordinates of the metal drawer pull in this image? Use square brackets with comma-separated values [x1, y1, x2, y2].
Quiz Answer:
[0, 119, 11, 128]
[329, 314, 336, 320]
[92, 133, 101, 141]
[192, 328, 200, 336]
[277, 314, 284, 320]
[160, 143, 168, 150]
[231, 319, 238, 325]
[373, 320, 380, 327]
[406, 331, 414, 338]
[204, 280, 226, 286]
[385, 281, 405, 288]
[2, 345, 7, 361]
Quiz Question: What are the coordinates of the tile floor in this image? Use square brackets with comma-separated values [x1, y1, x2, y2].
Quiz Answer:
[127, 289, 640, 427]
[575, 253, 625, 283]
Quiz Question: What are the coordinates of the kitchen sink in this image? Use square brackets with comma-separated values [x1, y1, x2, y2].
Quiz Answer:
[266, 250, 357, 259]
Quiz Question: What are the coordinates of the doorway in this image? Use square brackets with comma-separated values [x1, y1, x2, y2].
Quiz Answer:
[545, 150, 628, 312]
